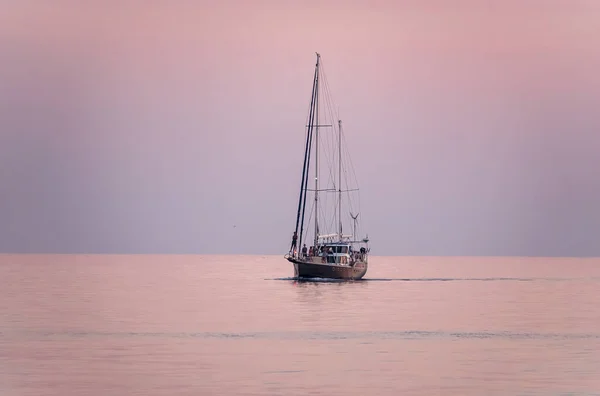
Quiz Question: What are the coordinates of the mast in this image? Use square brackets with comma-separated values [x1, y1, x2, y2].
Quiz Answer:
[313, 52, 320, 249]
[293, 53, 319, 255]
[338, 119, 342, 240]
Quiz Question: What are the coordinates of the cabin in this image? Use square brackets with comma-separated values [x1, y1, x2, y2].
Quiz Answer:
[310, 242, 367, 265]
[305, 234, 368, 265]
[319, 242, 350, 264]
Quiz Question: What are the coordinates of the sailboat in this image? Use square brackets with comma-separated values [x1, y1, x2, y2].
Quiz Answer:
[284, 53, 370, 280]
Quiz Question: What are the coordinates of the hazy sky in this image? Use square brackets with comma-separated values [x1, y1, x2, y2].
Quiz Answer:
[1, 1, 599, 256]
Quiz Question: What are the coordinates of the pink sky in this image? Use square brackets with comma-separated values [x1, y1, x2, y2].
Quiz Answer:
[1, 1, 599, 255]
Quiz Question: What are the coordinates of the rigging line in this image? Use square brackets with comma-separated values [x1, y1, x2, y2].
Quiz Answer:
[319, 144, 333, 212]
[319, 128, 335, 184]
[320, 59, 340, 123]
[327, 184, 339, 231]
[321, 70, 343, 176]
[323, 61, 343, 231]
[312, 180, 335, 234]
[317, 200, 335, 236]
[317, 110, 337, 191]
[314, 61, 339, 193]
[340, 131, 360, 215]
[327, 205, 336, 234]
[304, 199, 316, 243]
[341, 130, 360, 190]
[343, 159, 357, 218]
[342, 134, 362, 229]
[320, 131, 341, 224]
[325, 84, 356, 191]
[341, 154, 357, 219]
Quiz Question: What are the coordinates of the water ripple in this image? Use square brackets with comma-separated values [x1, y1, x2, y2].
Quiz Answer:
[265, 277, 588, 282]
[4, 329, 600, 341]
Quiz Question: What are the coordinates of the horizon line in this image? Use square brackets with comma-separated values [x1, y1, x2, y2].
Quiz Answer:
[0, 253, 598, 259]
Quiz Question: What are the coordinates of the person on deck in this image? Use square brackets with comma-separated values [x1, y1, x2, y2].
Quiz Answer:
[290, 231, 298, 254]
[302, 244, 307, 258]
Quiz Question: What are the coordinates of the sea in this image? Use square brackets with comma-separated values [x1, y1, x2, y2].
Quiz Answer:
[1, 254, 599, 396]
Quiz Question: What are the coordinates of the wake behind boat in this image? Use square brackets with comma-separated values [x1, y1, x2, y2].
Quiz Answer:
[284, 53, 370, 280]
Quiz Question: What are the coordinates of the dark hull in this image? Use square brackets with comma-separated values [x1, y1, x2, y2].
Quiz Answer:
[286, 257, 368, 280]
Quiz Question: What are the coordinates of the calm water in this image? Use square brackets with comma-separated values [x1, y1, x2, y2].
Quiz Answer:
[1, 254, 600, 395]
